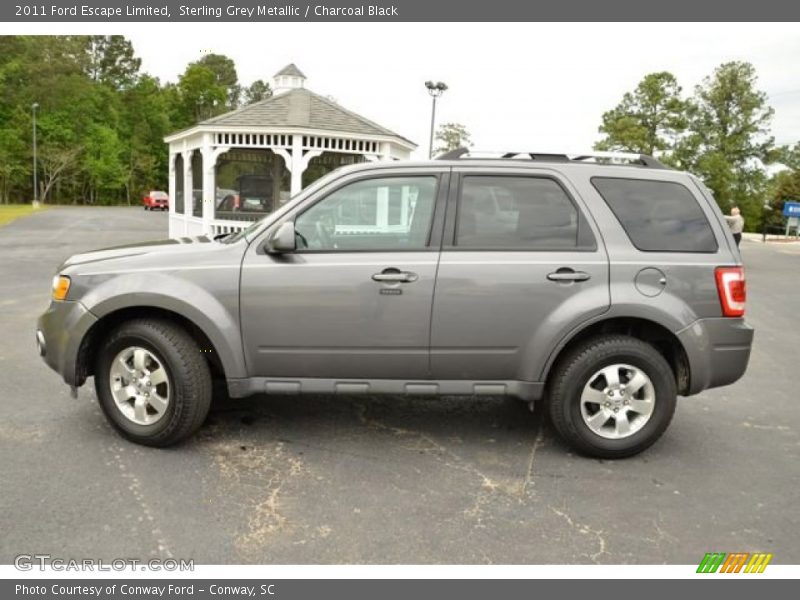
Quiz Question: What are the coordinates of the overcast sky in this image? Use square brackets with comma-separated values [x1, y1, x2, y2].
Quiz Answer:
[7, 22, 800, 158]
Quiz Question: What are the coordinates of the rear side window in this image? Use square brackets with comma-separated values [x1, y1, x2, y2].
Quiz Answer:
[591, 177, 718, 253]
[456, 176, 594, 250]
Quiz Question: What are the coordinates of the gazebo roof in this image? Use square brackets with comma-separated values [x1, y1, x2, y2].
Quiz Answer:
[274, 63, 306, 78]
[196, 88, 414, 146]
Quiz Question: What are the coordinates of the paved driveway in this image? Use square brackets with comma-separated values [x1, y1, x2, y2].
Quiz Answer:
[1, 207, 797, 564]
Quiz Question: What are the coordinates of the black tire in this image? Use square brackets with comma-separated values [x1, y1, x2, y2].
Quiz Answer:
[94, 318, 212, 447]
[547, 335, 677, 459]
[144, 205, 148, 210]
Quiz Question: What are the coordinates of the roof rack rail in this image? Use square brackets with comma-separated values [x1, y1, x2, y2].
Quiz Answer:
[435, 147, 669, 169]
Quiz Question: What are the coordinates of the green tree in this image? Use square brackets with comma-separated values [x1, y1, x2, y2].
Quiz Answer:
[434, 122, 472, 155]
[24, 37, 105, 202]
[194, 53, 240, 108]
[771, 169, 800, 204]
[765, 168, 800, 229]
[768, 142, 800, 171]
[86, 35, 141, 90]
[244, 79, 272, 104]
[82, 124, 127, 204]
[177, 63, 228, 124]
[36, 112, 82, 203]
[0, 35, 171, 204]
[595, 72, 690, 160]
[120, 75, 172, 203]
[0, 110, 29, 203]
[677, 62, 775, 228]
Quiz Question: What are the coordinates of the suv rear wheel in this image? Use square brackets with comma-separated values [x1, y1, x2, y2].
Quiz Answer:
[94, 319, 212, 447]
[548, 335, 677, 459]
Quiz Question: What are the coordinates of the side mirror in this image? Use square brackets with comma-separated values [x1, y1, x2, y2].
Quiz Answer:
[266, 221, 296, 254]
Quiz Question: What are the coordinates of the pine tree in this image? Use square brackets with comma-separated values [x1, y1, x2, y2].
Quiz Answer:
[594, 72, 690, 160]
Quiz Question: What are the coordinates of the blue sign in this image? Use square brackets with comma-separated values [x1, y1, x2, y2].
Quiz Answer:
[784, 201, 800, 217]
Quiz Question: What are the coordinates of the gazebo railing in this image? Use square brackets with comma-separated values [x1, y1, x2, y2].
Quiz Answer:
[214, 211, 263, 222]
[210, 220, 250, 236]
[169, 213, 255, 238]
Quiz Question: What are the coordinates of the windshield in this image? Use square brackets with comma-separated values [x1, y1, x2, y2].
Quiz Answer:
[219, 167, 353, 244]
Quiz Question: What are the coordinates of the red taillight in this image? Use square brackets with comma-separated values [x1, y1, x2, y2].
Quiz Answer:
[715, 267, 746, 317]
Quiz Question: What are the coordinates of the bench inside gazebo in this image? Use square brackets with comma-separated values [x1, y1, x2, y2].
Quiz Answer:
[164, 64, 416, 238]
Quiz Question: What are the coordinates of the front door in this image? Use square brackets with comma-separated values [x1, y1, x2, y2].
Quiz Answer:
[430, 170, 610, 382]
[240, 172, 447, 379]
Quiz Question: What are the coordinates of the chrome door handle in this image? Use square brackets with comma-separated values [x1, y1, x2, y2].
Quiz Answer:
[372, 269, 418, 283]
[547, 270, 591, 282]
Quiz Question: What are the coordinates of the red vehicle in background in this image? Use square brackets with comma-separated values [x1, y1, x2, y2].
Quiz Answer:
[143, 190, 169, 211]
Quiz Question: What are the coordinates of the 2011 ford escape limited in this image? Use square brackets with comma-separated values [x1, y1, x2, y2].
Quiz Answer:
[37, 149, 753, 458]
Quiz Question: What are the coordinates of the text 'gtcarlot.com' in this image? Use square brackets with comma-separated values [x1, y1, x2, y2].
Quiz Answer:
[14, 554, 193, 572]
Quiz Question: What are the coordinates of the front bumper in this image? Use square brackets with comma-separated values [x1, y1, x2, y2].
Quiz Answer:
[37, 300, 98, 387]
[677, 317, 754, 395]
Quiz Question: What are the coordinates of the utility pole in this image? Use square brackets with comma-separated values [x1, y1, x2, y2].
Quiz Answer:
[32, 102, 39, 204]
[425, 81, 448, 159]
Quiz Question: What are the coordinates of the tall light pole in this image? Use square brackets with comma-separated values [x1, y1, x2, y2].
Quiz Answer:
[31, 102, 39, 204]
[425, 81, 447, 159]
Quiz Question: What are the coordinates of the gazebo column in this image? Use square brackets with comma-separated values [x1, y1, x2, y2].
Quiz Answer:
[167, 151, 176, 219]
[182, 150, 193, 236]
[277, 137, 323, 198]
[290, 135, 304, 197]
[200, 136, 214, 235]
[200, 142, 231, 236]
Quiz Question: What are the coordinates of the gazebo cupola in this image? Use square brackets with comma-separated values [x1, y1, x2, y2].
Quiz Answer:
[272, 63, 306, 95]
[164, 64, 416, 238]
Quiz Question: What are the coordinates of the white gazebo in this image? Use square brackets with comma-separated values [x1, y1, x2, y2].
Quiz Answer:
[164, 64, 416, 238]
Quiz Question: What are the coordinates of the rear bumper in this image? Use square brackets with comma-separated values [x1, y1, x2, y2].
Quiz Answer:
[677, 317, 754, 395]
[37, 300, 97, 387]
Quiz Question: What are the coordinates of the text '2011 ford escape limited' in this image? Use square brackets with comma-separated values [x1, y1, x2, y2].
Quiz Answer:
[37, 149, 753, 458]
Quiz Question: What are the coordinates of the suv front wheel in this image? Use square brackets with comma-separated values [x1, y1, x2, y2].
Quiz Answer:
[548, 335, 677, 459]
[94, 318, 212, 447]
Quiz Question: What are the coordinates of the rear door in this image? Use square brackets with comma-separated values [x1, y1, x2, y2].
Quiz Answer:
[430, 168, 610, 382]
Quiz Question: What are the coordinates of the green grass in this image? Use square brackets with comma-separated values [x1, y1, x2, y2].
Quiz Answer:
[0, 204, 45, 227]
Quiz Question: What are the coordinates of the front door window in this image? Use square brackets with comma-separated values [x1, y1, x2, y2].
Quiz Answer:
[294, 176, 438, 251]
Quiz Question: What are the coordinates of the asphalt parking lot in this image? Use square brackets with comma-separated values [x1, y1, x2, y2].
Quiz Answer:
[1, 206, 798, 565]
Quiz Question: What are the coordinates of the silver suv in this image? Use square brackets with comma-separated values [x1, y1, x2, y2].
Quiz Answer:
[37, 150, 753, 458]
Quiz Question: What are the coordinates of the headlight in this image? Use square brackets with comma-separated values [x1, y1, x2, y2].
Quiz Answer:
[52, 275, 71, 301]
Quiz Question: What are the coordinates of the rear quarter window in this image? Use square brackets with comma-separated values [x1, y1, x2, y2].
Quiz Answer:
[591, 177, 718, 253]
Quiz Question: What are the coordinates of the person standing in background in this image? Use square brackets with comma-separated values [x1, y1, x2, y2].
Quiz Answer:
[724, 206, 745, 247]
